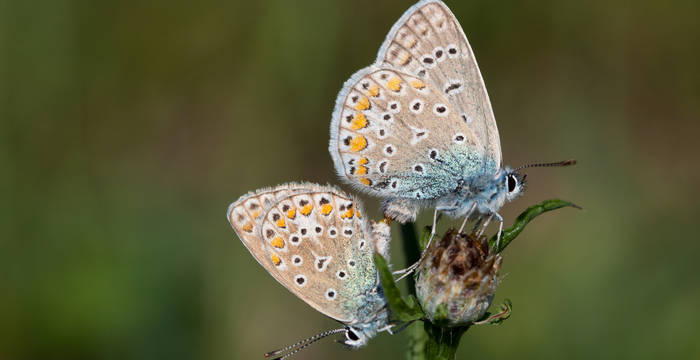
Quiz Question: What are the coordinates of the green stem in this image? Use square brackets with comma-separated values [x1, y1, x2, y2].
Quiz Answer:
[399, 222, 428, 360]
[423, 323, 469, 360]
[400, 222, 420, 295]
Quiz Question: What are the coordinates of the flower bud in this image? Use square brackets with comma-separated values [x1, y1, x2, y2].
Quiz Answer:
[416, 229, 503, 326]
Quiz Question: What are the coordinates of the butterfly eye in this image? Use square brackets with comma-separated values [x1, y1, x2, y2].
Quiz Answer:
[346, 329, 359, 342]
[507, 174, 517, 193]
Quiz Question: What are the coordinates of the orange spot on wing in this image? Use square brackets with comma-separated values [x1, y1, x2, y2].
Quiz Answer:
[241, 222, 253, 233]
[368, 84, 380, 97]
[360, 178, 371, 186]
[251, 210, 260, 219]
[387, 77, 402, 92]
[341, 208, 354, 219]
[356, 210, 362, 218]
[271, 237, 285, 249]
[356, 165, 368, 175]
[355, 96, 370, 110]
[320, 204, 333, 215]
[411, 80, 426, 89]
[271, 254, 281, 266]
[349, 136, 367, 152]
[358, 157, 369, 165]
[276, 218, 286, 228]
[286, 208, 296, 219]
[300, 204, 313, 216]
[350, 113, 368, 130]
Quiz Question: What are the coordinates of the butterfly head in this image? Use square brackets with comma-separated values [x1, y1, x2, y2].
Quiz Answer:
[504, 169, 526, 202]
[501, 159, 577, 204]
[342, 326, 371, 348]
[340, 308, 388, 349]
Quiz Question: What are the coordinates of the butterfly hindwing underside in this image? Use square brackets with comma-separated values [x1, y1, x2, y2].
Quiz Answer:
[329, 0, 501, 201]
[229, 183, 380, 323]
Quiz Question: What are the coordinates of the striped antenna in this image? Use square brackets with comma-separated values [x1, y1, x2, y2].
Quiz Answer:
[264, 328, 346, 360]
[514, 159, 577, 171]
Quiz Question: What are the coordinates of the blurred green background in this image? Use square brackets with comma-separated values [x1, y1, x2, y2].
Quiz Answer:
[2, 0, 699, 359]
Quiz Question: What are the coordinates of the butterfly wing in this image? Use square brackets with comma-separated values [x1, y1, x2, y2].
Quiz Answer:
[377, 0, 501, 167]
[329, 0, 501, 200]
[227, 183, 311, 267]
[234, 183, 381, 323]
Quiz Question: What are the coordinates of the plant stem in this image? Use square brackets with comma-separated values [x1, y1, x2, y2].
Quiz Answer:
[400, 222, 429, 360]
[423, 323, 469, 360]
[400, 222, 420, 295]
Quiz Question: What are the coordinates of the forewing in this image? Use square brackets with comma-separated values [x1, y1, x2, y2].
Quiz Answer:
[377, 0, 501, 167]
[258, 186, 378, 323]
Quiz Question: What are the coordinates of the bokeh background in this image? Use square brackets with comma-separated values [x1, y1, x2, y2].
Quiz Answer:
[2, 0, 699, 359]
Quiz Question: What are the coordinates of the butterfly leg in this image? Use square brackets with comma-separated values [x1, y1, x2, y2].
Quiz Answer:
[393, 206, 454, 281]
[457, 201, 479, 234]
[382, 320, 416, 335]
[493, 212, 504, 250]
[477, 210, 504, 248]
[476, 214, 493, 238]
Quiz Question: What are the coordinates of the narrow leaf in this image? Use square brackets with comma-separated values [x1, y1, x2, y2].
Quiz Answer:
[374, 254, 425, 322]
[489, 199, 580, 253]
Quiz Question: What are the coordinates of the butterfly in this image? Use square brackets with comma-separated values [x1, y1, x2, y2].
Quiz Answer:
[227, 182, 394, 358]
[328, 0, 574, 250]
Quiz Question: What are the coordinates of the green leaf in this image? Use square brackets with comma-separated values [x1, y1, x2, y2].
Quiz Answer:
[374, 254, 424, 322]
[489, 199, 580, 253]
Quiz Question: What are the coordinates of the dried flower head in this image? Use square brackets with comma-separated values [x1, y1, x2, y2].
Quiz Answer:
[416, 229, 503, 326]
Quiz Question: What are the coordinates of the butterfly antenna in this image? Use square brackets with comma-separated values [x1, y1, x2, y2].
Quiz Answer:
[514, 159, 577, 171]
[264, 328, 346, 360]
